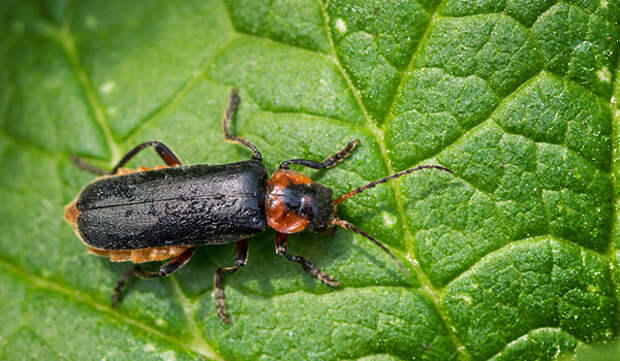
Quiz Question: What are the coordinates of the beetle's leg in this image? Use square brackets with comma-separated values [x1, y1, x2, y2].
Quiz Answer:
[279, 139, 360, 170]
[71, 141, 182, 176]
[112, 247, 195, 306]
[111, 141, 182, 174]
[112, 266, 138, 306]
[71, 155, 111, 175]
[275, 232, 339, 287]
[214, 239, 249, 323]
[222, 89, 263, 161]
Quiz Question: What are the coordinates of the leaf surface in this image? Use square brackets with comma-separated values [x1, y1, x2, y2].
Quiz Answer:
[0, 0, 618, 360]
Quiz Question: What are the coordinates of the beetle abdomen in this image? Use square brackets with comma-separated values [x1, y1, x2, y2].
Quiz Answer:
[87, 245, 191, 263]
[74, 160, 268, 250]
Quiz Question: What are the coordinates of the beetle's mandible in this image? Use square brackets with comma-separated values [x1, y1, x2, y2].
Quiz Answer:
[65, 89, 453, 323]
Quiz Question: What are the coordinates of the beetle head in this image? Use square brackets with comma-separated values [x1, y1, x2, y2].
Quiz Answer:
[265, 169, 335, 234]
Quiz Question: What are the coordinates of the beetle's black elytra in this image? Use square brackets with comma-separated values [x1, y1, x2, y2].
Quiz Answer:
[65, 89, 453, 323]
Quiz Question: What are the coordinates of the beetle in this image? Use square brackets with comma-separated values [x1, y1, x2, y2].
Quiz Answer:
[65, 89, 453, 323]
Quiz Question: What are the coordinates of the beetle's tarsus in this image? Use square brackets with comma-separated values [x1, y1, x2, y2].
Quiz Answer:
[279, 139, 360, 170]
[275, 232, 339, 287]
[71, 155, 110, 175]
[280, 250, 340, 287]
[215, 287, 231, 323]
[112, 266, 138, 307]
[213, 240, 249, 323]
[322, 139, 360, 169]
[214, 265, 241, 323]
[315, 270, 340, 287]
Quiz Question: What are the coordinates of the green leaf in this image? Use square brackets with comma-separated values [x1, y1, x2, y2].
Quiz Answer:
[0, 0, 618, 360]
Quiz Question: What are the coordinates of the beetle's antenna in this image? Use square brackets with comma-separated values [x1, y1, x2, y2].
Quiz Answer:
[330, 218, 409, 277]
[335, 165, 453, 205]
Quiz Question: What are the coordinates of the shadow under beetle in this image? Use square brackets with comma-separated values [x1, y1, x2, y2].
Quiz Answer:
[65, 89, 453, 323]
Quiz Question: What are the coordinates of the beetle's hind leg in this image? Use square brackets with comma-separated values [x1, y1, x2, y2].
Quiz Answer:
[71, 155, 111, 175]
[279, 139, 360, 170]
[111, 141, 182, 174]
[275, 232, 340, 287]
[71, 141, 183, 176]
[214, 239, 249, 323]
[222, 89, 263, 161]
[112, 247, 195, 306]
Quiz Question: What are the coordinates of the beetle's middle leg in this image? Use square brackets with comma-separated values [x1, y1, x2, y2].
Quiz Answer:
[214, 239, 249, 323]
[275, 232, 340, 287]
[72, 141, 183, 176]
[222, 88, 263, 161]
[279, 139, 360, 170]
[112, 247, 195, 306]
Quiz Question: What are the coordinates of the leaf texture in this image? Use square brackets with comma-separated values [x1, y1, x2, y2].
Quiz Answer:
[0, 0, 618, 360]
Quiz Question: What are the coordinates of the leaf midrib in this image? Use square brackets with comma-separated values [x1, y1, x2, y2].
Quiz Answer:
[608, 68, 619, 340]
[316, 1, 471, 360]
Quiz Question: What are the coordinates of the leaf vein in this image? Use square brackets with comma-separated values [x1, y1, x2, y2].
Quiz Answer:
[0, 258, 221, 361]
[44, 25, 121, 165]
[442, 235, 609, 291]
[484, 327, 580, 361]
[316, 1, 473, 359]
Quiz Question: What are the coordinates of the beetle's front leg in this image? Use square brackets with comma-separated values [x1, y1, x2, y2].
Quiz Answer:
[112, 247, 195, 306]
[279, 139, 360, 170]
[214, 239, 249, 323]
[275, 232, 339, 287]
